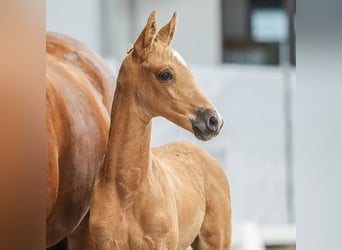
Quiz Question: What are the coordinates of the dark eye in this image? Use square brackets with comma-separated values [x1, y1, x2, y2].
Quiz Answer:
[158, 70, 173, 82]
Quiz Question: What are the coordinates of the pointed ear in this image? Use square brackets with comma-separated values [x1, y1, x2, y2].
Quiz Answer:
[133, 10, 157, 59]
[157, 12, 178, 46]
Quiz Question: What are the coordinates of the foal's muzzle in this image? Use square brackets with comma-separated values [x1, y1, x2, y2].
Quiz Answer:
[191, 108, 224, 141]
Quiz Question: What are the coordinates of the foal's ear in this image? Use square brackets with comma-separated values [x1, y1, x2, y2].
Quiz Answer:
[133, 10, 157, 59]
[157, 12, 178, 46]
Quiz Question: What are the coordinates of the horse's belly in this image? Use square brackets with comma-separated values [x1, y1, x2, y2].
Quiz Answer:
[46, 81, 109, 247]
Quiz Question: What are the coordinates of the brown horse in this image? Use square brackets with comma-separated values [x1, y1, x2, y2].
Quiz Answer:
[90, 11, 231, 249]
[46, 32, 115, 249]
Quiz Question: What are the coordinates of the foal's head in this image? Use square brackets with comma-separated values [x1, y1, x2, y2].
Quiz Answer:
[120, 11, 223, 141]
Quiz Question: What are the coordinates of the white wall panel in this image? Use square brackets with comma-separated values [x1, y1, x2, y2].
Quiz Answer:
[46, 0, 101, 53]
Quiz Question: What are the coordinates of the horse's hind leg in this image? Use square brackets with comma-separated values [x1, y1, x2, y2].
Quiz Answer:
[68, 212, 96, 250]
[47, 238, 68, 250]
[191, 180, 232, 249]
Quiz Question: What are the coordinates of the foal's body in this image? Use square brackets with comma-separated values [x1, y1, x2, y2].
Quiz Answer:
[90, 11, 231, 249]
[152, 142, 230, 248]
[91, 91, 230, 249]
[46, 33, 114, 249]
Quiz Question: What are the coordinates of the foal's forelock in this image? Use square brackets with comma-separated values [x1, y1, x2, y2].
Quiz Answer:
[171, 49, 187, 67]
[144, 45, 188, 69]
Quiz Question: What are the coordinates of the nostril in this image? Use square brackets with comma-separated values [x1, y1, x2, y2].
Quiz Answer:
[208, 116, 218, 131]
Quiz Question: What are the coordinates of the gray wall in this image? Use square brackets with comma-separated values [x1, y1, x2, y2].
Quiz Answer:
[222, 0, 250, 39]
[46, 0, 101, 53]
[46, 0, 222, 64]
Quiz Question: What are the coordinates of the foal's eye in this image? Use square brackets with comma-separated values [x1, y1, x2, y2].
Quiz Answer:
[158, 70, 173, 82]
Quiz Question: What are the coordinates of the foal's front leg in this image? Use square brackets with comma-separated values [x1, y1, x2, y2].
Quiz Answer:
[191, 182, 231, 249]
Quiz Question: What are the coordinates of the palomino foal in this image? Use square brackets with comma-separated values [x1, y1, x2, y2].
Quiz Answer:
[90, 11, 231, 249]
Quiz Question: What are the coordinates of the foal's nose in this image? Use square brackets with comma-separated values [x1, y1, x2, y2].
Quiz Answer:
[191, 108, 223, 141]
[207, 116, 218, 132]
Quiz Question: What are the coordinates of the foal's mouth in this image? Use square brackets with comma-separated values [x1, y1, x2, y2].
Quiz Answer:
[191, 108, 223, 141]
[192, 125, 215, 141]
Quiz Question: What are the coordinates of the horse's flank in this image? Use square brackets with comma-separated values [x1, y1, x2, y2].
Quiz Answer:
[46, 32, 115, 249]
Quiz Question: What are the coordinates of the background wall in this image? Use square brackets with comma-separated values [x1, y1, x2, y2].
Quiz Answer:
[46, 0, 101, 53]
[46, 0, 222, 64]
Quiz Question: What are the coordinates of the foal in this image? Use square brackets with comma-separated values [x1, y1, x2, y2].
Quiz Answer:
[90, 11, 231, 249]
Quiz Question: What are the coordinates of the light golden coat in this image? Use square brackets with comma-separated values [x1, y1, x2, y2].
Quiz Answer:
[90, 11, 231, 250]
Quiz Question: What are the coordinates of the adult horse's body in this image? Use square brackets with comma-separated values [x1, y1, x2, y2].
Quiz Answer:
[90, 11, 231, 249]
[46, 32, 115, 249]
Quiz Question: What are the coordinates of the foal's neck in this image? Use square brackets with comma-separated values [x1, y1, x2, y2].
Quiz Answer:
[101, 68, 152, 195]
